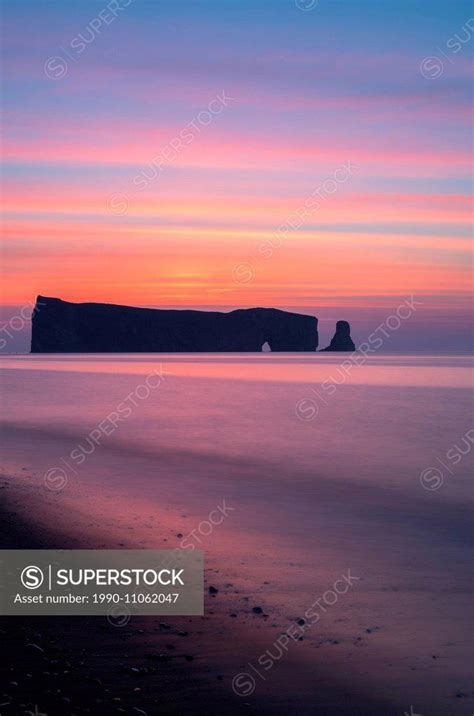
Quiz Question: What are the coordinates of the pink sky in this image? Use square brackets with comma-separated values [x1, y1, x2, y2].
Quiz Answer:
[1, 0, 472, 350]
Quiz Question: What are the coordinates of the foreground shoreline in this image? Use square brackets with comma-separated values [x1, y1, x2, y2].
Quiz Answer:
[0, 475, 251, 716]
[0, 470, 405, 716]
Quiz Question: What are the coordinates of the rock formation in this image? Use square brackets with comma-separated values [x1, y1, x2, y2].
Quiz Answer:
[320, 320, 355, 352]
[31, 296, 318, 352]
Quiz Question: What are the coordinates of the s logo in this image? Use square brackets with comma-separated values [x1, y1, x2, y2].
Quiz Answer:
[21, 565, 44, 590]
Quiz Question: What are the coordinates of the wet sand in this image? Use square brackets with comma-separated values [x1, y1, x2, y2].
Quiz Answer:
[0, 470, 403, 716]
[1, 453, 472, 715]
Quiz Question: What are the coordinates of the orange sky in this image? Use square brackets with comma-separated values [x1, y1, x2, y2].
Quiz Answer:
[2, 0, 472, 326]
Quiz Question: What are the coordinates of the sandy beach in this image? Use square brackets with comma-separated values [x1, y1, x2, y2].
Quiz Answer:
[1, 460, 472, 715]
[0, 470, 400, 716]
[6, 465, 469, 716]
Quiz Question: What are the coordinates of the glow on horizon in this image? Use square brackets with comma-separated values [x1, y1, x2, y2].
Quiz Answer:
[1, 0, 473, 335]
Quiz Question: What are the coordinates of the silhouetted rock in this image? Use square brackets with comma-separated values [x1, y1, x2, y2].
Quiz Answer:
[320, 320, 355, 352]
[31, 296, 318, 352]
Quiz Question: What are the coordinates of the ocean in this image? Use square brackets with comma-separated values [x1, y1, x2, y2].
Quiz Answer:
[0, 353, 472, 714]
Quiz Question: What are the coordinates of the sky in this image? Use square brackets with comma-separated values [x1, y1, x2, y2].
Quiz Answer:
[1, 0, 473, 351]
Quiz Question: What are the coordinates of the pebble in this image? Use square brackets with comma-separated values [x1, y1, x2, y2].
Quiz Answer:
[25, 643, 44, 655]
[209, 586, 218, 595]
[146, 653, 169, 662]
[252, 607, 263, 614]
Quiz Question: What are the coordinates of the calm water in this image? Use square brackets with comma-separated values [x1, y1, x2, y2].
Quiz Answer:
[1, 354, 473, 714]
[1, 353, 472, 488]
[1, 353, 472, 529]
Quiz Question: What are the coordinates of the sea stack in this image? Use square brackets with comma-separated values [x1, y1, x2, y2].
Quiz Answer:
[320, 320, 355, 352]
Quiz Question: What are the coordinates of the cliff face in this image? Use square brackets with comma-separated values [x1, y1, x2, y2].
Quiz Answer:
[320, 320, 355, 352]
[31, 296, 318, 352]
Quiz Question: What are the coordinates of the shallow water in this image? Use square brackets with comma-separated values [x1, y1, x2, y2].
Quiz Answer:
[1, 353, 472, 495]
